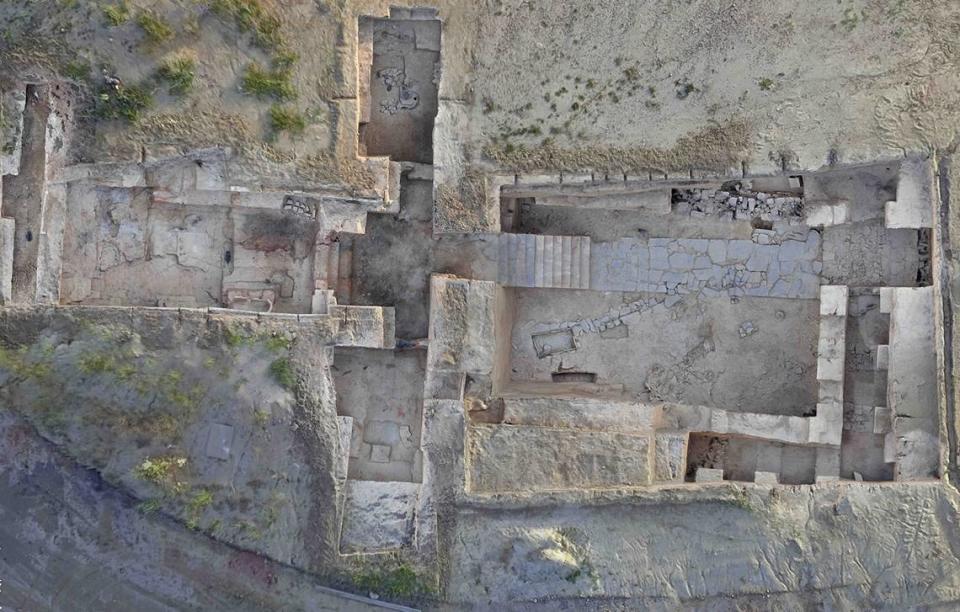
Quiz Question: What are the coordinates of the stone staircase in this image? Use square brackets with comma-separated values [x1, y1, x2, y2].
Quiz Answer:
[312, 233, 357, 313]
[497, 233, 591, 289]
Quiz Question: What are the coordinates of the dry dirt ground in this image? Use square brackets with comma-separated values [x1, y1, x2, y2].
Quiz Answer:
[4, 1, 958, 182]
[4, 1, 960, 611]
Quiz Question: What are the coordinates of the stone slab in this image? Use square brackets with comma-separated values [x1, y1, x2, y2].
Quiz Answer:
[809, 403, 843, 447]
[754, 471, 779, 485]
[369, 444, 391, 463]
[875, 344, 890, 370]
[816, 316, 846, 383]
[885, 156, 934, 229]
[0, 217, 13, 303]
[815, 447, 841, 479]
[654, 431, 688, 483]
[695, 467, 724, 483]
[427, 275, 497, 375]
[336, 416, 353, 480]
[819, 285, 848, 317]
[873, 407, 893, 434]
[879, 287, 895, 313]
[205, 423, 234, 460]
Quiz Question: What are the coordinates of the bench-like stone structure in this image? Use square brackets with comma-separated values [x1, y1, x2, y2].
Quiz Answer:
[502, 397, 662, 433]
[467, 424, 652, 493]
[885, 286, 939, 479]
[885, 156, 934, 229]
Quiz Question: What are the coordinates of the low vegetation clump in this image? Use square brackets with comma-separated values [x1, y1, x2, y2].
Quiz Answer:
[79, 351, 117, 374]
[186, 488, 214, 528]
[134, 456, 188, 492]
[136, 498, 164, 514]
[353, 565, 429, 599]
[241, 62, 295, 100]
[157, 55, 197, 95]
[63, 60, 90, 81]
[210, 0, 283, 50]
[262, 332, 293, 352]
[674, 78, 697, 99]
[269, 357, 296, 390]
[103, 1, 130, 26]
[253, 408, 271, 426]
[269, 104, 305, 135]
[223, 323, 250, 348]
[271, 49, 298, 71]
[0, 345, 52, 380]
[137, 11, 174, 45]
[97, 83, 154, 122]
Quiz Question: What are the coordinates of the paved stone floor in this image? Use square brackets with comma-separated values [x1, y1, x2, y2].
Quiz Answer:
[589, 230, 822, 298]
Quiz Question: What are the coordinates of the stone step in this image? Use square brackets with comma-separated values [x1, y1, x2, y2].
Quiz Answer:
[313, 234, 358, 307]
[498, 233, 591, 289]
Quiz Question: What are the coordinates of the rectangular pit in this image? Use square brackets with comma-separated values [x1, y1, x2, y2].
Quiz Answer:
[333, 347, 425, 483]
[358, 16, 440, 163]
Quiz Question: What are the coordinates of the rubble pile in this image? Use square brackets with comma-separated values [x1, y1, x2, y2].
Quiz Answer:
[673, 188, 804, 222]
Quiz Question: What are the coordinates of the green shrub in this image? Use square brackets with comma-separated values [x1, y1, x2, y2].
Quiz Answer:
[97, 84, 154, 122]
[241, 62, 295, 100]
[269, 105, 305, 134]
[137, 11, 174, 44]
[157, 55, 196, 95]
[103, 2, 130, 26]
[269, 358, 296, 389]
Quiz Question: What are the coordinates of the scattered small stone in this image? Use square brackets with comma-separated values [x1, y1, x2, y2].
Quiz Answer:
[738, 321, 758, 337]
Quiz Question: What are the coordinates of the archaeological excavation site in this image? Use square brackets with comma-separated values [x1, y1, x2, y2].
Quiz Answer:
[3, 1, 960, 610]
